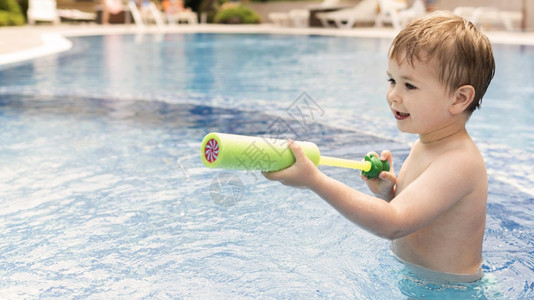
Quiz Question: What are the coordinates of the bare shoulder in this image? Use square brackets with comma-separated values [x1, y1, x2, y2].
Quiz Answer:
[399, 133, 486, 205]
[406, 134, 485, 179]
[430, 134, 487, 198]
[438, 134, 485, 176]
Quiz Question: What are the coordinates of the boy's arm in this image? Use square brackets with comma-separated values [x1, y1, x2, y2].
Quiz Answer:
[263, 141, 477, 240]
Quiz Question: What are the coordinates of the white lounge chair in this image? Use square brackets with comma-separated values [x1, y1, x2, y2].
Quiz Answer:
[268, 0, 345, 27]
[316, 0, 378, 29]
[269, 9, 310, 27]
[472, 7, 523, 31]
[128, 1, 165, 29]
[319, 0, 340, 8]
[471, 7, 502, 29]
[27, 0, 60, 25]
[167, 11, 198, 24]
[499, 10, 522, 31]
[453, 6, 523, 32]
[163, 0, 198, 24]
[288, 9, 310, 28]
[375, 0, 406, 30]
[452, 6, 476, 21]
[376, 0, 425, 30]
[57, 9, 97, 22]
[268, 12, 291, 27]
[397, 0, 425, 28]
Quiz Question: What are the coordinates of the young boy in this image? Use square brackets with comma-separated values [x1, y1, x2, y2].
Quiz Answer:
[263, 12, 495, 283]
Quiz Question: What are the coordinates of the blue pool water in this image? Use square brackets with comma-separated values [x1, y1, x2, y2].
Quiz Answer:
[0, 33, 532, 298]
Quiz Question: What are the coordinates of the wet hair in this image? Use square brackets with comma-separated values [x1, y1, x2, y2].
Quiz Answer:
[389, 11, 495, 114]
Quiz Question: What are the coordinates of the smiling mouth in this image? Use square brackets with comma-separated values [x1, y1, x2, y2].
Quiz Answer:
[394, 111, 410, 120]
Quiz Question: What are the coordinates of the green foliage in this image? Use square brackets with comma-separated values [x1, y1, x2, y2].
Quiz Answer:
[198, 0, 227, 23]
[0, 0, 25, 26]
[18, 0, 28, 18]
[0, 0, 22, 12]
[214, 5, 261, 24]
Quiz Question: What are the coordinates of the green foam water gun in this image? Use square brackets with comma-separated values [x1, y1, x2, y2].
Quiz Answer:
[200, 132, 390, 179]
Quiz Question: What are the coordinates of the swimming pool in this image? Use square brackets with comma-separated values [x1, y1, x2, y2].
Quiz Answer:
[0, 32, 532, 298]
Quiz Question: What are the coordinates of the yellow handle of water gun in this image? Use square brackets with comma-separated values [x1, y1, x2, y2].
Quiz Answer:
[319, 156, 372, 172]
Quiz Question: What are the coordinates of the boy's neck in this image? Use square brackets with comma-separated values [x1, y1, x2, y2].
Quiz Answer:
[418, 111, 471, 144]
[419, 123, 468, 145]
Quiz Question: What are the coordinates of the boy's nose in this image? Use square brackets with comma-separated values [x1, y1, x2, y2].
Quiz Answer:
[387, 88, 402, 104]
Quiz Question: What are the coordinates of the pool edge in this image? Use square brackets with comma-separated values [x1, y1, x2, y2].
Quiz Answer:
[0, 23, 533, 66]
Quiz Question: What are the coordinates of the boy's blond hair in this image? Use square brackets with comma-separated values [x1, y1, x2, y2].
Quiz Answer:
[389, 11, 495, 114]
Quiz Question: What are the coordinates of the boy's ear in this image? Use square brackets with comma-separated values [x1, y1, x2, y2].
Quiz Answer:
[450, 85, 475, 115]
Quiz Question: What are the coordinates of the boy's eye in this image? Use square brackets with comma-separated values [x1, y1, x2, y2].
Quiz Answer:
[405, 83, 417, 90]
[387, 78, 396, 85]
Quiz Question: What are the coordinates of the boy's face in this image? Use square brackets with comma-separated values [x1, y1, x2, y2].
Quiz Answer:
[386, 52, 455, 137]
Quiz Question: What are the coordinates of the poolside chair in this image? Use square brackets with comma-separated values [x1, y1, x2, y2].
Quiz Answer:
[168, 11, 198, 24]
[499, 10, 522, 31]
[128, 1, 145, 29]
[163, 0, 198, 24]
[316, 0, 378, 29]
[471, 7, 502, 29]
[268, 12, 291, 27]
[57, 9, 97, 22]
[319, 0, 340, 8]
[269, 9, 310, 27]
[375, 0, 406, 30]
[452, 6, 476, 21]
[471, 7, 523, 31]
[288, 9, 310, 28]
[453, 6, 523, 32]
[27, 0, 60, 25]
[376, 0, 425, 30]
[396, 0, 425, 28]
[144, 2, 165, 26]
[268, 0, 347, 27]
[128, 0, 165, 30]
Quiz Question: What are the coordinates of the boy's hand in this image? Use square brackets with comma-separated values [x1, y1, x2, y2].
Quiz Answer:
[361, 150, 396, 201]
[262, 140, 321, 188]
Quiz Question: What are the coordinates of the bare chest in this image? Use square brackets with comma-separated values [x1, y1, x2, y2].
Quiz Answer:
[396, 146, 432, 194]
